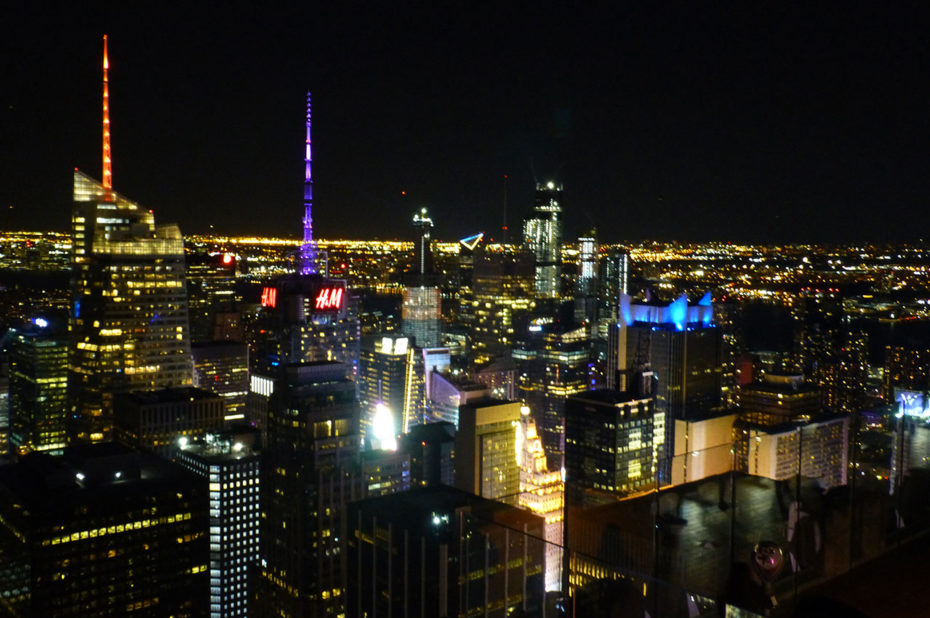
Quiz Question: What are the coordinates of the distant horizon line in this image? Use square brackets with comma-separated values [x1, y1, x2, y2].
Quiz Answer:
[0, 229, 926, 249]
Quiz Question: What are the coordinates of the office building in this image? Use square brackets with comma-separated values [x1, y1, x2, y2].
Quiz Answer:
[474, 356, 518, 400]
[192, 341, 250, 421]
[401, 208, 442, 348]
[597, 249, 630, 339]
[359, 335, 419, 443]
[347, 485, 546, 618]
[738, 373, 821, 425]
[360, 448, 411, 497]
[575, 230, 599, 329]
[610, 292, 723, 482]
[427, 372, 489, 427]
[564, 390, 656, 504]
[186, 252, 240, 343]
[69, 39, 193, 443]
[114, 387, 225, 455]
[399, 421, 456, 487]
[515, 321, 591, 465]
[733, 414, 849, 490]
[250, 274, 360, 376]
[0, 443, 208, 616]
[468, 245, 536, 364]
[176, 429, 261, 618]
[7, 318, 68, 457]
[254, 362, 361, 617]
[523, 181, 563, 299]
[454, 399, 521, 503]
[517, 407, 564, 591]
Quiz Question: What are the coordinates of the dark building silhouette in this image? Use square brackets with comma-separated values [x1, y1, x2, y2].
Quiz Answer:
[347, 485, 546, 617]
[0, 444, 208, 616]
[253, 362, 361, 617]
[399, 421, 456, 487]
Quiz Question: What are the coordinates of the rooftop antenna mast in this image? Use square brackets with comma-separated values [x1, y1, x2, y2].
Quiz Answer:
[102, 35, 113, 191]
[299, 91, 319, 275]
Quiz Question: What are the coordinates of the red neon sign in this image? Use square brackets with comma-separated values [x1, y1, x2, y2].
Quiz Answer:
[260, 286, 277, 308]
[314, 287, 344, 310]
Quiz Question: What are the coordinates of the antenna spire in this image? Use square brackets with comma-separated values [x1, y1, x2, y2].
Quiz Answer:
[299, 91, 317, 275]
[102, 35, 113, 190]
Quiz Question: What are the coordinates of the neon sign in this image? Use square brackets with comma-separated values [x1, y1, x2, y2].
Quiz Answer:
[314, 287, 344, 310]
[261, 287, 277, 308]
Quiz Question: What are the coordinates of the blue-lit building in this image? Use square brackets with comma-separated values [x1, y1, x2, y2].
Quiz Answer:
[608, 292, 723, 483]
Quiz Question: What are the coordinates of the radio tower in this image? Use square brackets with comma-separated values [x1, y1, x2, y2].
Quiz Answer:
[299, 91, 317, 275]
[102, 35, 113, 191]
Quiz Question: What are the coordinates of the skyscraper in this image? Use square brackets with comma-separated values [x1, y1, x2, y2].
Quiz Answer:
[255, 362, 361, 617]
[468, 245, 536, 364]
[192, 341, 249, 420]
[523, 181, 563, 299]
[358, 335, 418, 443]
[0, 444, 209, 616]
[402, 208, 442, 348]
[564, 389, 656, 503]
[516, 407, 564, 592]
[455, 399, 521, 503]
[574, 230, 599, 329]
[347, 486, 546, 617]
[250, 275, 360, 375]
[515, 321, 591, 466]
[69, 37, 193, 443]
[610, 292, 723, 482]
[176, 429, 261, 618]
[7, 317, 68, 457]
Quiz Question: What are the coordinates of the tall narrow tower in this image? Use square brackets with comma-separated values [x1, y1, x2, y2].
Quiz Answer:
[102, 35, 113, 191]
[299, 92, 317, 275]
[69, 36, 193, 443]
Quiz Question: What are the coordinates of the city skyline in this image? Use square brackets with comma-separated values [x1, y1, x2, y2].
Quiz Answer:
[4, 4, 930, 244]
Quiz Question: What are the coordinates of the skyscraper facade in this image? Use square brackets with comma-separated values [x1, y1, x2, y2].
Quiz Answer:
[515, 321, 591, 465]
[610, 292, 722, 482]
[177, 429, 261, 618]
[192, 341, 249, 420]
[564, 389, 656, 503]
[468, 245, 536, 364]
[0, 444, 209, 616]
[7, 319, 68, 457]
[358, 335, 418, 443]
[69, 38, 192, 443]
[455, 399, 521, 503]
[523, 181, 563, 299]
[250, 275, 360, 375]
[255, 362, 361, 617]
[402, 208, 442, 348]
[69, 174, 194, 443]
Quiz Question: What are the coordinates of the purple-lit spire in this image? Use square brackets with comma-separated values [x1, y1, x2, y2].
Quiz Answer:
[299, 91, 316, 275]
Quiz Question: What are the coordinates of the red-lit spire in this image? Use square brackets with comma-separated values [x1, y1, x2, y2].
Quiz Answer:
[102, 35, 112, 190]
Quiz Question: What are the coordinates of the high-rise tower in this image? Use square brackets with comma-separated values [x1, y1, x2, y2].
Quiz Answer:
[523, 181, 563, 299]
[401, 208, 442, 348]
[69, 37, 193, 442]
[299, 92, 317, 275]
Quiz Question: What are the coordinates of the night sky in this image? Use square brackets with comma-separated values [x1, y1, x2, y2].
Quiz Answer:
[3, 2, 929, 243]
